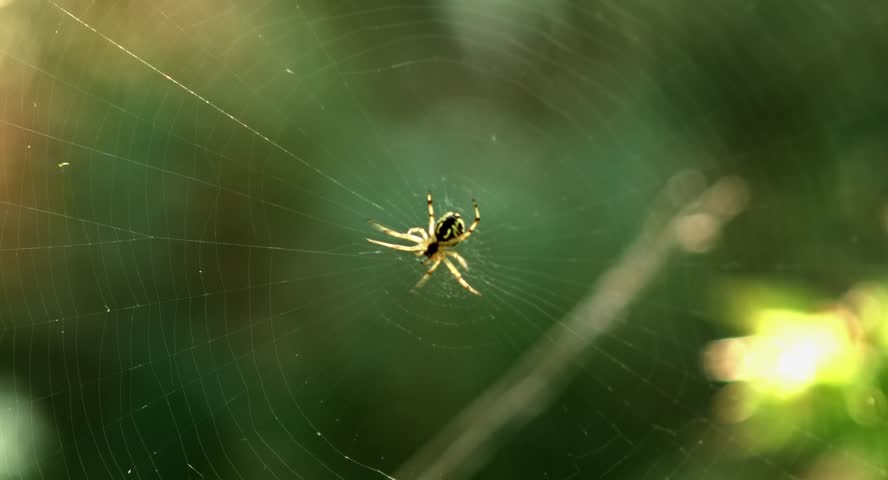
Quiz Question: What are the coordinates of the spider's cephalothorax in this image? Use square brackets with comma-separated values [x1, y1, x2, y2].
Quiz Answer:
[367, 192, 481, 295]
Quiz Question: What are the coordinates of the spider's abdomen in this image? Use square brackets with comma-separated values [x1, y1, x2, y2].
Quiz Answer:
[435, 213, 465, 242]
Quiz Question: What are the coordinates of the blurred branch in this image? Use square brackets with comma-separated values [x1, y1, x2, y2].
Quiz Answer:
[396, 172, 749, 480]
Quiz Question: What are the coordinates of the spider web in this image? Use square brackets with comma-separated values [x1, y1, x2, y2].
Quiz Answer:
[1, 1, 887, 479]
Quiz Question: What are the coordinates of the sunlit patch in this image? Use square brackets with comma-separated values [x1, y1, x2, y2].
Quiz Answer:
[0, 0, 15, 8]
[773, 337, 823, 385]
[705, 308, 861, 398]
[0, 380, 52, 477]
[704, 281, 888, 462]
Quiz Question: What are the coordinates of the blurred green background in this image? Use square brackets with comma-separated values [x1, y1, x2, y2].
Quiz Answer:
[1, 0, 887, 479]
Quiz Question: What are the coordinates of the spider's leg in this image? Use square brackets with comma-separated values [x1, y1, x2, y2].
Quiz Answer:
[469, 198, 480, 234]
[413, 258, 442, 291]
[406, 227, 428, 240]
[367, 238, 425, 252]
[443, 257, 480, 296]
[427, 191, 435, 237]
[447, 250, 469, 271]
[368, 220, 423, 242]
[441, 198, 479, 246]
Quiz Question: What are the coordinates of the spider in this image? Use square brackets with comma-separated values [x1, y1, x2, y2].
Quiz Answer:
[367, 192, 481, 295]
